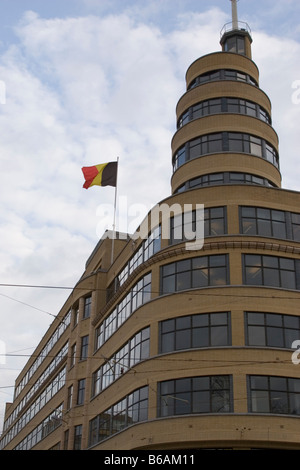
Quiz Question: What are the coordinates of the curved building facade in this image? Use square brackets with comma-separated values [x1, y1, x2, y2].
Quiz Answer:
[1, 8, 300, 451]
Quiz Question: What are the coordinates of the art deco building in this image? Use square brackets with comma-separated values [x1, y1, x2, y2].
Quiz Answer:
[1, 1, 300, 450]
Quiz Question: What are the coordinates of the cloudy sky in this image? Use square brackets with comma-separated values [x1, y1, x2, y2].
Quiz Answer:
[0, 0, 300, 433]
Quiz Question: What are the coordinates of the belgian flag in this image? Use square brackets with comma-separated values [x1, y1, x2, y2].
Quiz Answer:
[82, 162, 118, 189]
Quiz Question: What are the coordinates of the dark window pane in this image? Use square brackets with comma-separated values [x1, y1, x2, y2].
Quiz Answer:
[245, 267, 262, 285]
[193, 327, 209, 347]
[193, 391, 210, 413]
[267, 327, 284, 347]
[176, 378, 191, 392]
[266, 314, 282, 326]
[176, 316, 191, 329]
[270, 391, 288, 413]
[161, 332, 174, 353]
[272, 221, 286, 238]
[264, 268, 280, 287]
[211, 326, 228, 345]
[177, 272, 190, 291]
[161, 319, 175, 333]
[211, 313, 227, 325]
[257, 219, 272, 236]
[281, 270, 296, 289]
[251, 376, 268, 389]
[242, 218, 256, 234]
[175, 392, 191, 414]
[192, 269, 208, 288]
[251, 391, 270, 412]
[162, 275, 175, 294]
[193, 314, 209, 327]
[248, 326, 266, 346]
[289, 393, 300, 415]
[247, 312, 265, 325]
[210, 267, 227, 285]
[176, 329, 191, 350]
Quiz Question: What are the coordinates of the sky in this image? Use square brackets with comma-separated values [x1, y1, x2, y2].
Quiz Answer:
[0, 0, 300, 434]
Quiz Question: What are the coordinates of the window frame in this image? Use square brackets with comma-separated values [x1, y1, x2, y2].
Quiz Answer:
[248, 375, 300, 416]
[159, 312, 231, 353]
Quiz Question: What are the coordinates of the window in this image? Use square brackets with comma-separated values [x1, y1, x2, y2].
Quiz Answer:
[92, 328, 150, 397]
[73, 425, 82, 450]
[170, 207, 226, 245]
[177, 98, 270, 129]
[88, 387, 148, 447]
[245, 312, 300, 348]
[248, 376, 300, 415]
[243, 254, 300, 290]
[77, 379, 86, 405]
[224, 36, 245, 54]
[83, 296, 92, 319]
[63, 430, 69, 450]
[108, 228, 160, 301]
[14, 404, 64, 451]
[67, 385, 73, 410]
[70, 343, 76, 368]
[73, 306, 79, 326]
[95, 273, 152, 350]
[175, 173, 277, 194]
[80, 336, 89, 360]
[173, 133, 279, 173]
[292, 213, 300, 241]
[161, 255, 229, 295]
[240, 207, 287, 239]
[188, 69, 257, 90]
[160, 312, 231, 353]
[158, 375, 232, 417]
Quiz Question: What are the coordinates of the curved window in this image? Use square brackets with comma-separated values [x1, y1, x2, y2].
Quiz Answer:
[178, 98, 271, 129]
[161, 255, 229, 295]
[248, 376, 300, 415]
[170, 207, 227, 245]
[92, 327, 150, 397]
[173, 132, 279, 173]
[188, 69, 257, 90]
[160, 312, 231, 353]
[224, 35, 246, 55]
[240, 207, 287, 239]
[243, 254, 300, 290]
[175, 172, 277, 193]
[95, 273, 152, 350]
[245, 312, 300, 349]
[239, 206, 300, 242]
[158, 375, 233, 417]
[89, 386, 148, 446]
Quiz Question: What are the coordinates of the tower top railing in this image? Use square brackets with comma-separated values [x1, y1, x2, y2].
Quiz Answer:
[220, 21, 252, 39]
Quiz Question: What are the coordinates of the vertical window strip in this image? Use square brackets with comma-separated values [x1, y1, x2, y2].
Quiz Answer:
[96, 273, 152, 351]
[92, 327, 150, 397]
[1, 368, 66, 449]
[3, 342, 68, 432]
[14, 310, 71, 399]
[88, 386, 148, 446]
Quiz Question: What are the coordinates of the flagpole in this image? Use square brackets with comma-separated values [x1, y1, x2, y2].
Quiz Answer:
[111, 157, 119, 265]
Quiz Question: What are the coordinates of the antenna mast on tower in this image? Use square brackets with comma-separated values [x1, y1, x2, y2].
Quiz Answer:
[230, 0, 239, 30]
